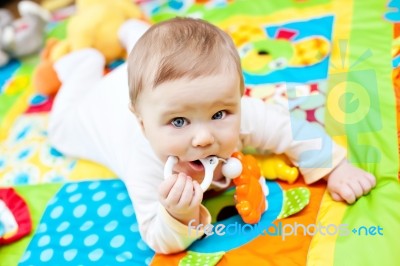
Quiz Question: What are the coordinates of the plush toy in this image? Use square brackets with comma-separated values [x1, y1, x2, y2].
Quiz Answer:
[0, 1, 50, 67]
[33, 0, 145, 96]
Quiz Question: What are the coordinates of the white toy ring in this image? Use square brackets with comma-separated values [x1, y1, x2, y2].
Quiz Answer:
[164, 155, 242, 192]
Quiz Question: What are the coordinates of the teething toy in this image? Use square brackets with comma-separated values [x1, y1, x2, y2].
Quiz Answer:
[164, 155, 243, 192]
[230, 152, 266, 224]
[164, 152, 267, 224]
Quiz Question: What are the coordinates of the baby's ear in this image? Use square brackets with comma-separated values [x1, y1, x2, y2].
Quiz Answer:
[129, 103, 145, 132]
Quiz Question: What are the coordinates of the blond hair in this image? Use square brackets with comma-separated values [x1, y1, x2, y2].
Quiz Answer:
[127, 17, 244, 110]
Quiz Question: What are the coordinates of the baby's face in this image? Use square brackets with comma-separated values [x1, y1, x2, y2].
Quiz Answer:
[136, 72, 241, 182]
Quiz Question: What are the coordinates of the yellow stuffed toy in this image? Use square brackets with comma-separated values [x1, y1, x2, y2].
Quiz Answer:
[33, 0, 144, 95]
[49, 0, 143, 63]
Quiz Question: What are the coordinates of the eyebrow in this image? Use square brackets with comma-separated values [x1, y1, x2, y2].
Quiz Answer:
[160, 99, 238, 117]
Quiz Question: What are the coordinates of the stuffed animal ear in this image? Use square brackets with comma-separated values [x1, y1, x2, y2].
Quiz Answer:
[18, 1, 51, 22]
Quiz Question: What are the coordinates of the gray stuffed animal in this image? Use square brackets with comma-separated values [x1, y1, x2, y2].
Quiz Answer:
[0, 1, 50, 67]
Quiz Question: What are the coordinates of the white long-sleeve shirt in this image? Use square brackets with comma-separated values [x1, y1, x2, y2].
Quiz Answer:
[49, 50, 346, 254]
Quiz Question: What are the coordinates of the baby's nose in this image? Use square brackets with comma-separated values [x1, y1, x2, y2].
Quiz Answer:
[192, 127, 215, 147]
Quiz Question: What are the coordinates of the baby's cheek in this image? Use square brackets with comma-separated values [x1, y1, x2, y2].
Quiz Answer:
[228, 135, 240, 154]
[223, 125, 240, 149]
[159, 136, 186, 156]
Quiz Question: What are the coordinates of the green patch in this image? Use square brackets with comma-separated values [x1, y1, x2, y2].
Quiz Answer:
[179, 251, 225, 266]
[278, 187, 310, 219]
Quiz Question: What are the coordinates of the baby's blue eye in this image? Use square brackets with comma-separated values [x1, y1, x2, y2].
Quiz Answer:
[212, 111, 226, 120]
[171, 117, 187, 128]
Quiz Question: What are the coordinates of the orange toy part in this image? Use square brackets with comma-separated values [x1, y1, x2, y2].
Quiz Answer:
[231, 151, 265, 224]
[33, 38, 62, 96]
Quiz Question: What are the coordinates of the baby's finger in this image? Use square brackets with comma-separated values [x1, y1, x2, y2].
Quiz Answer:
[178, 176, 194, 208]
[365, 172, 376, 188]
[166, 173, 187, 204]
[158, 174, 178, 199]
[349, 181, 363, 199]
[190, 181, 203, 208]
[358, 176, 374, 195]
[330, 191, 344, 202]
[338, 184, 357, 204]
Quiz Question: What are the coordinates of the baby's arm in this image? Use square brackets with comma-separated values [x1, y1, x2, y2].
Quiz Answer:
[240, 97, 376, 204]
[324, 159, 376, 204]
[123, 134, 211, 254]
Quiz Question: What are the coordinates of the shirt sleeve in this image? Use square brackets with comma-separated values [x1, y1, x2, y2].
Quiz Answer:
[240, 97, 346, 184]
[121, 129, 212, 254]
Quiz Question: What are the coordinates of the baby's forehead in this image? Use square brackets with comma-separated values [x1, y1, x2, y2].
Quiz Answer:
[152, 70, 240, 90]
[155, 58, 239, 82]
[136, 71, 241, 118]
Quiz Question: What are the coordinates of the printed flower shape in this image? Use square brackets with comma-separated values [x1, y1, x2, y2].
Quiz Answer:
[3, 164, 40, 186]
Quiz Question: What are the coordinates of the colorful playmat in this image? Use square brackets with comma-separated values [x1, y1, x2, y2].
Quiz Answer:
[1, 0, 399, 265]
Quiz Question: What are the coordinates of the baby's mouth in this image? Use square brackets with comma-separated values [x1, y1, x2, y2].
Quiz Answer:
[188, 155, 223, 172]
[189, 160, 205, 171]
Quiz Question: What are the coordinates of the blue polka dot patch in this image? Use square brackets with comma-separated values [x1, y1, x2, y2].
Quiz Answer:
[19, 180, 154, 265]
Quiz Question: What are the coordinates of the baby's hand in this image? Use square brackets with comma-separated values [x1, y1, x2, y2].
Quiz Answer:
[325, 159, 376, 204]
[158, 172, 203, 225]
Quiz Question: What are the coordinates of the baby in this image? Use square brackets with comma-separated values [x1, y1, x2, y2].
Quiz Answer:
[49, 17, 376, 254]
